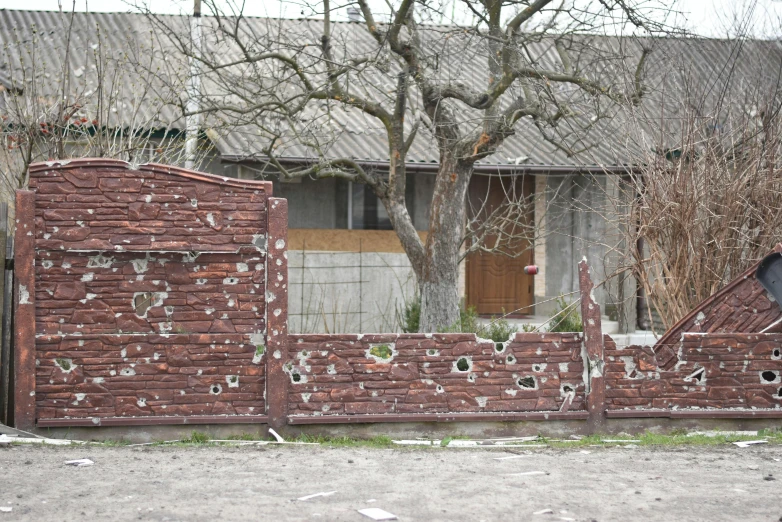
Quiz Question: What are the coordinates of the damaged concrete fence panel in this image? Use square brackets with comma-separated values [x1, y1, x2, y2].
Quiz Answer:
[17, 160, 276, 429]
[12, 159, 782, 434]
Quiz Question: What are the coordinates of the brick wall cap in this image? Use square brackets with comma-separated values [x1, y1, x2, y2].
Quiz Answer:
[28, 158, 273, 193]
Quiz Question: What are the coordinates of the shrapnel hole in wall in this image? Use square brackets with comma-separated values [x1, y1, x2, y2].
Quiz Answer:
[518, 376, 536, 389]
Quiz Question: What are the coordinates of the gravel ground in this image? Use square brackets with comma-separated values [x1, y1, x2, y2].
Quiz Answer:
[0, 442, 781, 521]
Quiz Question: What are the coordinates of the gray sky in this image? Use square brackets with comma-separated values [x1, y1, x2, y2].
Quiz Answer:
[0, 0, 781, 37]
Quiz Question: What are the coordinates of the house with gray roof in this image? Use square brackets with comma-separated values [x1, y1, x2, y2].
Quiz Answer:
[2, 8, 780, 334]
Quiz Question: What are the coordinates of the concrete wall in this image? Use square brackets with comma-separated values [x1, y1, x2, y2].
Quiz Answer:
[22, 159, 273, 426]
[605, 333, 782, 410]
[286, 332, 586, 417]
[288, 251, 417, 333]
[536, 174, 614, 316]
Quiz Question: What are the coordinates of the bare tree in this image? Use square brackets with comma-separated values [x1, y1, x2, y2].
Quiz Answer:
[0, 7, 199, 198]
[142, 0, 672, 331]
[612, 34, 782, 330]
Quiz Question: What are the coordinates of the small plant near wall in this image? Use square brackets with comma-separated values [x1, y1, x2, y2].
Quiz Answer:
[480, 315, 516, 343]
[547, 297, 583, 333]
[397, 295, 421, 334]
[399, 295, 517, 341]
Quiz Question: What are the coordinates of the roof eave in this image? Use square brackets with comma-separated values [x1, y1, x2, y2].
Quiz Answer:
[219, 155, 636, 174]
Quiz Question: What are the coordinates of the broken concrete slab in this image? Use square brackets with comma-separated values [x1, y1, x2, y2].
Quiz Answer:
[358, 507, 397, 520]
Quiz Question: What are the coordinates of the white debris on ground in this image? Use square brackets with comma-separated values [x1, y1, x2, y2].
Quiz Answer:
[392, 436, 546, 448]
[268, 428, 285, 443]
[688, 431, 759, 437]
[65, 458, 94, 467]
[0, 434, 83, 446]
[358, 507, 398, 520]
[733, 440, 768, 448]
[297, 491, 336, 501]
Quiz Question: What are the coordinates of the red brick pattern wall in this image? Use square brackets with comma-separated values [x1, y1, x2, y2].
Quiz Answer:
[28, 160, 272, 421]
[35, 333, 265, 419]
[35, 251, 266, 336]
[605, 334, 782, 410]
[655, 253, 782, 362]
[286, 333, 586, 417]
[32, 160, 268, 252]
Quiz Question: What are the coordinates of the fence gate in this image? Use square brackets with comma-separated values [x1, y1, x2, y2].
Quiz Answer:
[12, 160, 288, 430]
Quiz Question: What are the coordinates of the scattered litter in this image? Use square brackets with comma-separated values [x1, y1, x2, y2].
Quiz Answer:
[733, 440, 768, 448]
[268, 428, 285, 443]
[533, 508, 553, 515]
[508, 471, 547, 477]
[447, 444, 548, 449]
[358, 507, 397, 520]
[0, 435, 11, 447]
[126, 440, 180, 448]
[601, 439, 641, 443]
[65, 458, 94, 467]
[487, 436, 539, 442]
[446, 440, 485, 447]
[569, 434, 584, 440]
[366, 499, 376, 503]
[559, 518, 575, 521]
[494, 455, 529, 461]
[392, 437, 548, 448]
[448, 438, 544, 447]
[622, 444, 638, 449]
[297, 491, 336, 501]
[392, 440, 438, 446]
[0, 507, 11, 513]
[687, 430, 758, 437]
[206, 439, 318, 446]
[579, 450, 592, 454]
[0, 436, 83, 446]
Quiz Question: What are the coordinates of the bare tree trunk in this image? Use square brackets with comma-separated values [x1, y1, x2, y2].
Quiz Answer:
[419, 154, 472, 332]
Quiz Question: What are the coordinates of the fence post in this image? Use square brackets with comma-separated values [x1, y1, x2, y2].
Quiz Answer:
[266, 197, 289, 430]
[14, 190, 36, 431]
[0, 202, 7, 424]
[578, 258, 606, 434]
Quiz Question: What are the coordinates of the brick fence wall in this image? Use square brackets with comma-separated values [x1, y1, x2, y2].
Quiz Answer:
[605, 333, 782, 411]
[286, 333, 586, 419]
[14, 159, 285, 429]
[11, 160, 782, 432]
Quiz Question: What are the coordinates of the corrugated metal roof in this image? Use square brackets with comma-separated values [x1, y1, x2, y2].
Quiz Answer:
[2, 9, 780, 168]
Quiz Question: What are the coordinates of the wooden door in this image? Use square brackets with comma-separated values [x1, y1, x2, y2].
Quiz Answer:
[466, 174, 534, 316]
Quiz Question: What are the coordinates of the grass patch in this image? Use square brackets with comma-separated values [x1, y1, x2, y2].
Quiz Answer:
[182, 431, 211, 444]
[291, 434, 394, 448]
[71, 429, 782, 449]
[369, 344, 393, 360]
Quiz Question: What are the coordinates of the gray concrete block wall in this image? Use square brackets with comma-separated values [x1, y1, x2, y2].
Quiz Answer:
[538, 174, 611, 315]
[288, 250, 417, 333]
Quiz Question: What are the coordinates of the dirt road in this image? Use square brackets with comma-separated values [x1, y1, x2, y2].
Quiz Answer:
[0, 443, 780, 521]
